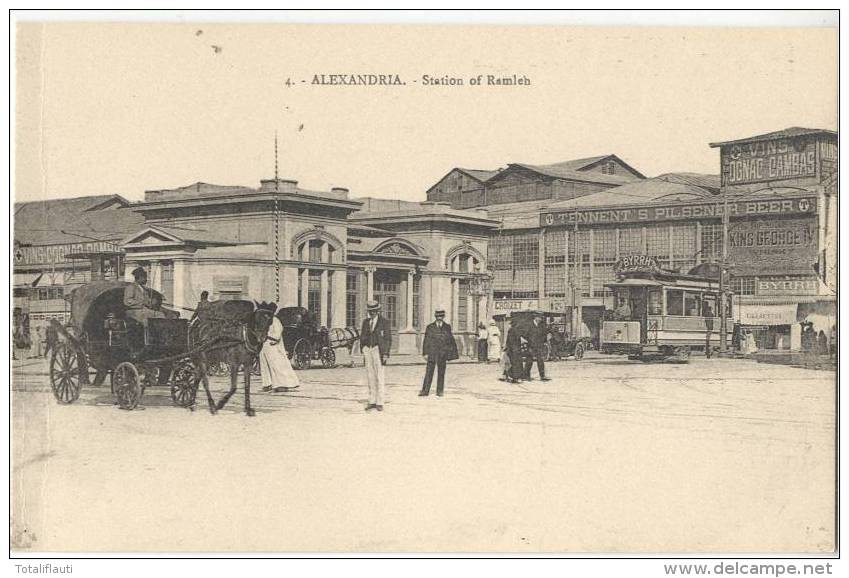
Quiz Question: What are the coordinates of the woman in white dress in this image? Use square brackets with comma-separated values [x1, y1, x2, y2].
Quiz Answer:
[487, 320, 502, 363]
[260, 315, 300, 393]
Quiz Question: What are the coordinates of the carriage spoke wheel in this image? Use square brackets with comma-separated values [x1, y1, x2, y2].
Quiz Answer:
[49, 342, 83, 404]
[293, 339, 311, 370]
[170, 361, 200, 408]
[320, 347, 337, 368]
[113, 362, 142, 410]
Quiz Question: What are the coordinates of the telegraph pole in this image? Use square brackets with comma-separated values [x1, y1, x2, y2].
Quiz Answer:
[719, 183, 729, 353]
[573, 207, 582, 338]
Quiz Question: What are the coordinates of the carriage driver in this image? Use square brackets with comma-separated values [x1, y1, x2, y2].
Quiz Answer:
[124, 267, 176, 326]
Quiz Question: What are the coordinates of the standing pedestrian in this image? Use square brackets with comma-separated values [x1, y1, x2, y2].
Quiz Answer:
[360, 300, 391, 411]
[33, 326, 45, 358]
[487, 320, 502, 363]
[419, 308, 459, 397]
[523, 312, 551, 381]
[477, 322, 488, 362]
[504, 321, 523, 384]
[258, 306, 301, 393]
[45, 322, 58, 359]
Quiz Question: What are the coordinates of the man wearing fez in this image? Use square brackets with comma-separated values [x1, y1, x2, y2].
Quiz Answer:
[124, 267, 174, 326]
[523, 312, 551, 381]
[360, 299, 391, 411]
[419, 308, 459, 397]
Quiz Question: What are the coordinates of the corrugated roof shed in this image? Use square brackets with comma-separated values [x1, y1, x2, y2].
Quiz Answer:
[458, 168, 500, 182]
[14, 194, 144, 246]
[545, 173, 721, 210]
[709, 127, 837, 147]
[506, 161, 638, 186]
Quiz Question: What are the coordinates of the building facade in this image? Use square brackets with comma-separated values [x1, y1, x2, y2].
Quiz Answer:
[120, 181, 499, 355]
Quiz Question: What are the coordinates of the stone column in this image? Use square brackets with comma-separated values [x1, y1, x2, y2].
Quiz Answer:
[320, 269, 329, 326]
[299, 268, 309, 309]
[365, 266, 375, 301]
[331, 268, 346, 328]
[405, 269, 415, 331]
[149, 261, 163, 292]
[172, 260, 186, 312]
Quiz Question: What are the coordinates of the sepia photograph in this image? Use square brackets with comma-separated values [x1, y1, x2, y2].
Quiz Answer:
[9, 10, 838, 557]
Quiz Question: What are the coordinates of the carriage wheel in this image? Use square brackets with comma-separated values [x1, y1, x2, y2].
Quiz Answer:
[170, 361, 200, 408]
[673, 346, 691, 363]
[320, 347, 337, 368]
[49, 342, 83, 404]
[292, 339, 311, 370]
[573, 342, 585, 361]
[113, 362, 142, 410]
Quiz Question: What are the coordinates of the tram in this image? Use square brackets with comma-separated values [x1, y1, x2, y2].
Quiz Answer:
[600, 257, 733, 361]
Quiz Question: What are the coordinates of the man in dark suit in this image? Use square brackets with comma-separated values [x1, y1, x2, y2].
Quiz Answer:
[360, 299, 391, 411]
[523, 312, 551, 381]
[419, 308, 459, 397]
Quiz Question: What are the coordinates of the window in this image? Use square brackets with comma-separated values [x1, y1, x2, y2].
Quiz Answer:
[702, 294, 717, 317]
[684, 292, 702, 317]
[160, 261, 174, 305]
[346, 271, 359, 328]
[672, 225, 697, 272]
[308, 240, 322, 263]
[731, 277, 756, 296]
[307, 270, 322, 319]
[457, 279, 469, 331]
[214, 277, 247, 301]
[619, 226, 642, 255]
[458, 254, 470, 273]
[646, 226, 670, 267]
[544, 264, 566, 297]
[648, 289, 663, 315]
[592, 264, 616, 298]
[544, 229, 567, 297]
[666, 289, 684, 316]
[701, 223, 723, 260]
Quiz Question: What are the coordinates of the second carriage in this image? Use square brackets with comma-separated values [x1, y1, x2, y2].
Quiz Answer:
[276, 306, 358, 370]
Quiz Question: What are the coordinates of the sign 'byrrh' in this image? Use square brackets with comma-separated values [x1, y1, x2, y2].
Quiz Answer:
[540, 197, 816, 227]
[721, 138, 817, 185]
[614, 255, 661, 274]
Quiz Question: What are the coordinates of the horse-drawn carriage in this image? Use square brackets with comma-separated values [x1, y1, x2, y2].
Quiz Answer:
[48, 280, 275, 415]
[276, 306, 359, 369]
[507, 309, 591, 362]
[48, 280, 203, 410]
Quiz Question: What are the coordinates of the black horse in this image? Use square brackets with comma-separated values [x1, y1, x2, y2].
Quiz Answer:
[190, 300, 276, 416]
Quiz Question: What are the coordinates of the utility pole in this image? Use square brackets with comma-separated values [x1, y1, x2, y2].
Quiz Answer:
[573, 208, 582, 338]
[719, 183, 729, 354]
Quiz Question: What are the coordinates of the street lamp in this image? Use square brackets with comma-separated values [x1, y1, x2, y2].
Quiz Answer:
[467, 270, 493, 330]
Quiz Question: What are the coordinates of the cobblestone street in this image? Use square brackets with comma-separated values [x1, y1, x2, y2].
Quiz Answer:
[11, 354, 835, 553]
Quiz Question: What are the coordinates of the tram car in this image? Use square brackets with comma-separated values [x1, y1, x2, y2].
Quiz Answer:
[600, 261, 732, 361]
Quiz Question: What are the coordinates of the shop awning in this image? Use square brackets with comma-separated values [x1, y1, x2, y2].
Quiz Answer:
[13, 273, 41, 287]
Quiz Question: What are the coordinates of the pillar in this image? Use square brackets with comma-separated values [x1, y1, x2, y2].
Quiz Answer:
[538, 229, 546, 303]
[398, 268, 418, 354]
[331, 268, 346, 328]
[149, 261, 163, 292]
[320, 269, 329, 327]
[405, 269, 415, 331]
[172, 260, 186, 312]
[299, 268, 308, 309]
[790, 322, 802, 352]
[365, 266, 375, 301]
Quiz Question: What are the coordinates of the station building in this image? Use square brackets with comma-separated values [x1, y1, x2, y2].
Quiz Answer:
[120, 180, 499, 355]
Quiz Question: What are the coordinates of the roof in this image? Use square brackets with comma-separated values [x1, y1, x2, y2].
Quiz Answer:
[545, 173, 721, 211]
[709, 127, 837, 148]
[458, 168, 499, 182]
[13, 194, 144, 246]
[501, 159, 641, 186]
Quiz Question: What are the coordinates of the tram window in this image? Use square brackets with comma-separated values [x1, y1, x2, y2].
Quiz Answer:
[647, 289, 662, 315]
[684, 292, 702, 317]
[702, 295, 717, 317]
[666, 289, 684, 316]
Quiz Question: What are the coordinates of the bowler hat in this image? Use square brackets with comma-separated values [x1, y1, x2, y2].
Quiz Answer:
[366, 299, 381, 311]
[131, 267, 147, 280]
[434, 309, 446, 317]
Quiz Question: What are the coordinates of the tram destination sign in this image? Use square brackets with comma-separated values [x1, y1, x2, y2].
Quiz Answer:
[540, 197, 816, 227]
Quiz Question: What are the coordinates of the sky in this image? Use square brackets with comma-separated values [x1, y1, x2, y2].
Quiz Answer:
[14, 21, 837, 203]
